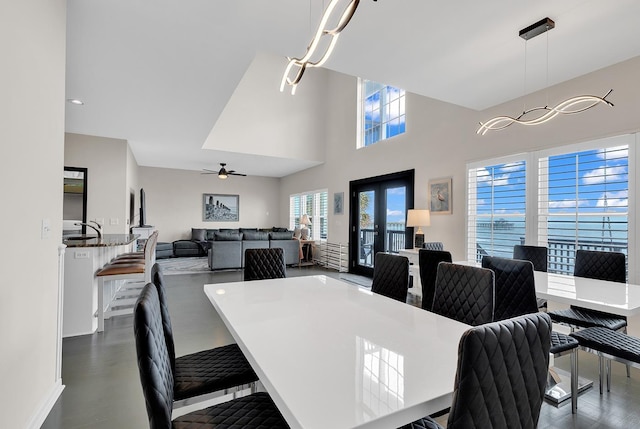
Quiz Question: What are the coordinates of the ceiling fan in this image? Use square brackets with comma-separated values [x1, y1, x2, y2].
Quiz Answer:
[202, 163, 247, 179]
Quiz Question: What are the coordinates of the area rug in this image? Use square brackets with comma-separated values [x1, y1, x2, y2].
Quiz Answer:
[156, 257, 210, 275]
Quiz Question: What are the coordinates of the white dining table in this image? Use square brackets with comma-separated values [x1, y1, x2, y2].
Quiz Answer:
[534, 271, 640, 327]
[204, 275, 470, 429]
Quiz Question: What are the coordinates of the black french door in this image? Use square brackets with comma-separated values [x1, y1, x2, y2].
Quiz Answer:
[349, 170, 414, 277]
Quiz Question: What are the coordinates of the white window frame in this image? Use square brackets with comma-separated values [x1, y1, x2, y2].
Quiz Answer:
[465, 133, 637, 282]
[357, 78, 406, 148]
[289, 189, 328, 241]
[466, 153, 529, 262]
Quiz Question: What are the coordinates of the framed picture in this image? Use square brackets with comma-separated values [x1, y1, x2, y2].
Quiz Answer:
[429, 177, 452, 215]
[203, 193, 239, 222]
[334, 192, 344, 215]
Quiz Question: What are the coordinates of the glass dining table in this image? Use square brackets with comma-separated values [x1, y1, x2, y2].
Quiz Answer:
[204, 275, 470, 429]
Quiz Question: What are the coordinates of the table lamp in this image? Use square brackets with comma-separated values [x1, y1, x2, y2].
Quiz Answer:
[299, 214, 311, 240]
[406, 209, 430, 248]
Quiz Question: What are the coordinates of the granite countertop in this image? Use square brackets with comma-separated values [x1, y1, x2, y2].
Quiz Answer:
[63, 233, 139, 248]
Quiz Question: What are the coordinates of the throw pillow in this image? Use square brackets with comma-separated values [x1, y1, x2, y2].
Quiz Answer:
[269, 231, 294, 240]
[205, 229, 217, 240]
[214, 232, 243, 241]
[191, 228, 206, 241]
[243, 231, 269, 241]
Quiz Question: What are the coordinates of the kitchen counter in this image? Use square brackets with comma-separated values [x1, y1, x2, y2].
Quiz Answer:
[63, 234, 138, 337]
[63, 233, 138, 247]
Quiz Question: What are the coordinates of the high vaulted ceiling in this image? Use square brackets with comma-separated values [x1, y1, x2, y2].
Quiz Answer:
[65, 1, 640, 177]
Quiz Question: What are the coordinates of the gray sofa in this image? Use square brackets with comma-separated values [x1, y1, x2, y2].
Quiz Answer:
[207, 230, 301, 270]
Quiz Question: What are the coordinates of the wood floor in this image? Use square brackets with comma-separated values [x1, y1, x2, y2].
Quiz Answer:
[42, 266, 640, 428]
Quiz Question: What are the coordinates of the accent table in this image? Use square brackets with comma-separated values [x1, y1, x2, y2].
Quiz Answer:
[204, 275, 470, 429]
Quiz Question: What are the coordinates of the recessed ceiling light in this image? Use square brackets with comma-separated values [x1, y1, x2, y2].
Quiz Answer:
[67, 98, 84, 105]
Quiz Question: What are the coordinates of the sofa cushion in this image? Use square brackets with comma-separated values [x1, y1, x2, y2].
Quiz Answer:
[269, 231, 294, 240]
[272, 227, 289, 232]
[219, 228, 240, 233]
[205, 229, 217, 240]
[191, 228, 206, 241]
[215, 232, 243, 241]
[243, 231, 269, 241]
[240, 227, 258, 232]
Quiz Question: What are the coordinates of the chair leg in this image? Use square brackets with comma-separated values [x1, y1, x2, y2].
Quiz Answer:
[570, 348, 578, 414]
[98, 277, 105, 333]
[599, 355, 604, 394]
[607, 359, 612, 392]
[624, 327, 631, 378]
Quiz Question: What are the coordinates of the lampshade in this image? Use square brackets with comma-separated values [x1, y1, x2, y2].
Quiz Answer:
[406, 209, 431, 228]
[300, 214, 311, 226]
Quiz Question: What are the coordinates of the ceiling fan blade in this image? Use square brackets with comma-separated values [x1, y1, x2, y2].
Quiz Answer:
[228, 172, 247, 176]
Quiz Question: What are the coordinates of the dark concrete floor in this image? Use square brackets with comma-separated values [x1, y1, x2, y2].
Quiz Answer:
[42, 266, 640, 428]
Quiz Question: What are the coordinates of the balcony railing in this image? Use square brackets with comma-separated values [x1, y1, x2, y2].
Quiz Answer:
[476, 237, 627, 276]
[359, 228, 407, 265]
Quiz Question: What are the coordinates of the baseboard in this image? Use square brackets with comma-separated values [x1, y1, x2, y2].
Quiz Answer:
[26, 379, 65, 429]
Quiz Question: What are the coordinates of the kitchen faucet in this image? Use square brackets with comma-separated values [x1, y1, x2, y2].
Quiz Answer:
[75, 221, 102, 238]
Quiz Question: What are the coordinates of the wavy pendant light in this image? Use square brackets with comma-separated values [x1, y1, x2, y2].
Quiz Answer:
[477, 17, 614, 135]
[280, 0, 363, 95]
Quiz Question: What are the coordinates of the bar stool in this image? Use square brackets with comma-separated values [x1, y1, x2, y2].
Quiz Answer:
[95, 231, 158, 332]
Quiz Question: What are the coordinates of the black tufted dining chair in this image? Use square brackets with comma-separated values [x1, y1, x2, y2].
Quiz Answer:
[548, 250, 629, 379]
[422, 242, 444, 251]
[513, 244, 548, 309]
[548, 250, 627, 331]
[150, 264, 258, 404]
[371, 252, 410, 303]
[400, 312, 552, 429]
[418, 249, 452, 311]
[482, 256, 580, 413]
[244, 247, 287, 281]
[431, 262, 495, 326]
[133, 283, 290, 429]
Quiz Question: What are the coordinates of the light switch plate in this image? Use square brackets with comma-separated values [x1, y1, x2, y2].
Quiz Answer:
[41, 218, 51, 239]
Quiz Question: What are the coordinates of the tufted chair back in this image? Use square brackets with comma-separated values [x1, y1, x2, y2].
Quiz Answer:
[482, 256, 538, 322]
[244, 248, 287, 281]
[422, 242, 444, 251]
[574, 249, 626, 283]
[371, 252, 410, 303]
[150, 263, 176, 374]
[513, 245, 548, 272]
[432, 263, 495, 326]
[133, 283, 174, 429]
[418, 249, 452, 311]
[446, 312, 552, 429]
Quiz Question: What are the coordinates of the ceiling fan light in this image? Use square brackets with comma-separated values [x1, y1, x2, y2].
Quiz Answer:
[218, 173, 228, 179]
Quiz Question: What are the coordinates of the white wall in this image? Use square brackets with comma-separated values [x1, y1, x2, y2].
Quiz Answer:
[0, 0, 66, 427]
[126, 143, 140, 228]
[64, 133, 130, 234]
[139, 166, 282, 242]
[280, 56, 640, 271]
[204, 52, 327, 163]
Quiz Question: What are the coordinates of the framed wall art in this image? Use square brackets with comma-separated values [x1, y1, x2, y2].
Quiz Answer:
[429, 177, 452, 215]
[334, 192, 344, 215]
[203, 193, 239, 222]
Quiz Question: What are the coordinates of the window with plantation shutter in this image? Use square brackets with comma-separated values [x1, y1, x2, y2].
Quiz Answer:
[289, 190, 328, 240]
[538, 144, 629, 275]
[467, 157, 527, 262]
